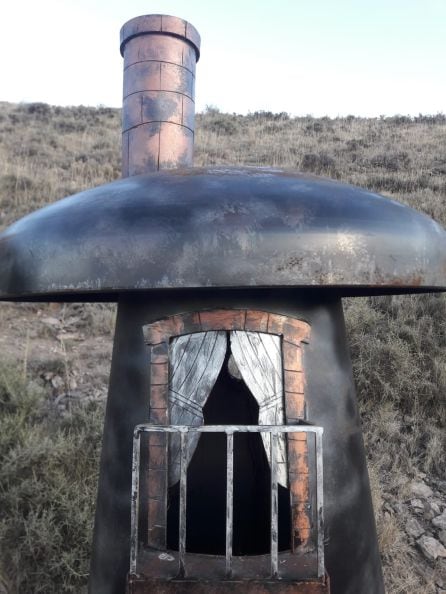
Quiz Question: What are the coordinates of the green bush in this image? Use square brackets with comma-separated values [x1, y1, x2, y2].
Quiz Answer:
[0, 364, 104, 593]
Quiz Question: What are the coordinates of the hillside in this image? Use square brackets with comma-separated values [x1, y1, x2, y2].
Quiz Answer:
[0, 102, 445, 593]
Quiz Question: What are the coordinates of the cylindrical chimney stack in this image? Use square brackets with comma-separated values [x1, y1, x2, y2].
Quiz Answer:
[120, 14, 200, 176]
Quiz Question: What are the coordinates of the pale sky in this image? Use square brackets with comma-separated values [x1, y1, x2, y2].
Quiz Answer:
[1, 0, 445, 117]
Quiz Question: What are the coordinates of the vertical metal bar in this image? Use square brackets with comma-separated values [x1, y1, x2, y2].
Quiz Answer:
[178, 430, 188, 577]
[225, 431, 234, 578]
[161, 431, 168, 549]
[130, 427, 141, 575]
[270, 431, 279, 579]
[130, 425, 324, 579]
[316, 429, 325, 578]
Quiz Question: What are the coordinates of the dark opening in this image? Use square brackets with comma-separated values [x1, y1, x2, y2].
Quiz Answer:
[167, 342, 291, 555]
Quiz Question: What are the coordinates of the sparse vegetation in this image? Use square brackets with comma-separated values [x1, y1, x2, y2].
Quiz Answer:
[0, 362, 103, 593]
[0, 102, 445, 593]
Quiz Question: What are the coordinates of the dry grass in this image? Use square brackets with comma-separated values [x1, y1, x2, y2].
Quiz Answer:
[0, 102, 120, 228]
[0, 102, 445, 592]
[0, 363, 103, 594]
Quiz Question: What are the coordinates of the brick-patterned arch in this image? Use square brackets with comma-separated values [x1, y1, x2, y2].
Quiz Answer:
[143, 309, 312, 552]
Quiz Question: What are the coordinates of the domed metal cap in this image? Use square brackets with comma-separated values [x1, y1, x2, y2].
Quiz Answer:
[1, 167, 446, 301]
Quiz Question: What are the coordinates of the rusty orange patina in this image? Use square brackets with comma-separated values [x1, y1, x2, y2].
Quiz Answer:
[143, 309, 312, 552]
[127, 577, 330, 593]
[120, 14, 200, 176]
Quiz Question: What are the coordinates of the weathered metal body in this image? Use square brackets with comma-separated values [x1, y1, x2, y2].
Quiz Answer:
[1, 11, 445, 594]
[130, 424, 325, 579]
[89, 293, 383, 594]
[127, 577, 330, 593]
[120, 15, 200, 175]
[1, 168, 446, 299]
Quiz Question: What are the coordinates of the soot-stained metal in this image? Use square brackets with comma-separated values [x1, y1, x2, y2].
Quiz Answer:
[0, 12, 445, 594]
[1, 168, 446, 299]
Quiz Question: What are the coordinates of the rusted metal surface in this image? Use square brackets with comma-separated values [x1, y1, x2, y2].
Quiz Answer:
[289, 433, 311, 550]
[2, 167, 446, 301]
[146, 432, 168, 549]
[178, 430, 188, 577]
[133, 548, 320, 582]
[120, 15, 200, 176]
[130, 431, 141, 575]
[91, 295, 384, 594]
[131, 425, 324, 582]
[270, 432, 279, 578]
[226, 432, 234, 578]
[120, 14, 200, 59]
[142, 309, 314, 555]
[127, 575, 330, 594]
[315, 430, 324, 579]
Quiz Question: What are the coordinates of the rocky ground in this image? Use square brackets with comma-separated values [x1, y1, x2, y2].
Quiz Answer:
[395, 479, 446, 591]
[0, 302, 113, 407]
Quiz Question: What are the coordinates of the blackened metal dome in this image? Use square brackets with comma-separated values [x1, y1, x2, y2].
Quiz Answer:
[1, 166, 446, 301]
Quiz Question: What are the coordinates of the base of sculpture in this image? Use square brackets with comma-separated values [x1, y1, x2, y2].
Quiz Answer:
[127, 576, 329, 594]
[90, 289, 385, 594]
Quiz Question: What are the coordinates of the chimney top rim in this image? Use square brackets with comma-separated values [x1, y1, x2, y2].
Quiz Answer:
[120, 14, 201, 60]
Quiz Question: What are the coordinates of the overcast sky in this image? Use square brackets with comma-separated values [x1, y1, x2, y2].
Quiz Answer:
[1, 0, 445, 117]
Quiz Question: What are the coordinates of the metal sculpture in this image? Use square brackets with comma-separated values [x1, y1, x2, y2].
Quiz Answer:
[1, 13, 445, 594]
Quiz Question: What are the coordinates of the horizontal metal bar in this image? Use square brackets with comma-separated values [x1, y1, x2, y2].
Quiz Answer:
[130, 423, 325, 581]
[134, 423, 324, 436]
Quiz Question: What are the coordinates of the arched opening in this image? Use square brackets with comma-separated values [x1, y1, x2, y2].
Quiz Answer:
[167, 341, 291, 555]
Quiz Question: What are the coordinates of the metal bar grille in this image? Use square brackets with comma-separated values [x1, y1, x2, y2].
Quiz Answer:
[178, 430, 188, 577]
[270, 431, 279, 578]
[316, 429, 325, 579]
[225, 431, 234, 578]
[130, 426, 141, 575]
[131, 424, 324, 579]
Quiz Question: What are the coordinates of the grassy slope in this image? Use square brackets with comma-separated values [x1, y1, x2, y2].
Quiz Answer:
[0, 102, 445, 592]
